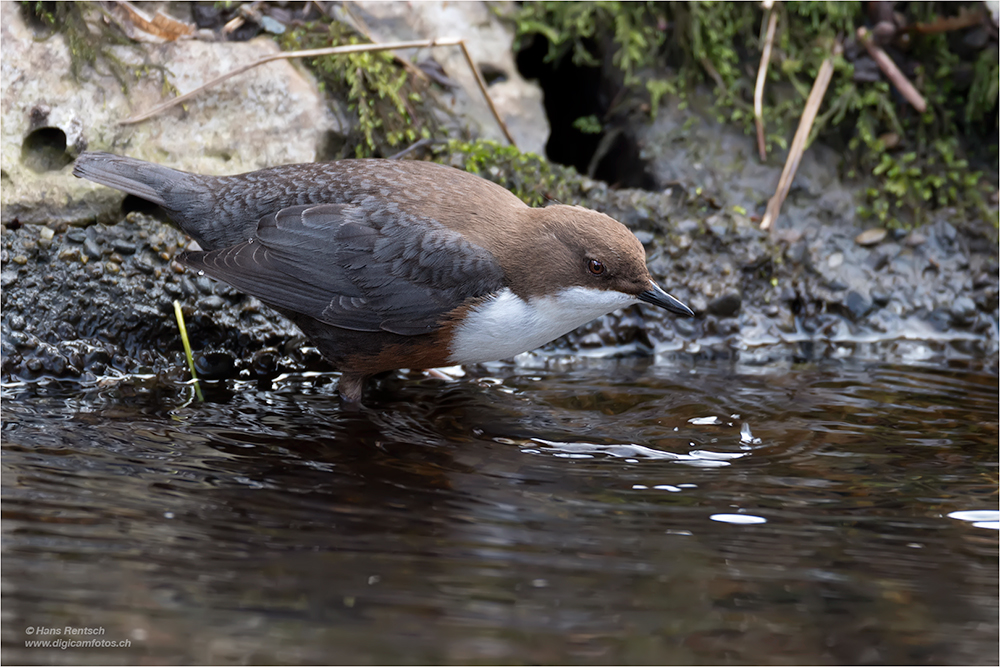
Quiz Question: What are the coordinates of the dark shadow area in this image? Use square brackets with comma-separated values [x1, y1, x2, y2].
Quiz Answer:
[21, 127, 73, 174]
[121, 194, 166, 218]
[516, 34, 658, 190]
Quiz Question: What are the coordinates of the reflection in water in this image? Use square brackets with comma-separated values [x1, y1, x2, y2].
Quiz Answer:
[2, 359, 997, 665]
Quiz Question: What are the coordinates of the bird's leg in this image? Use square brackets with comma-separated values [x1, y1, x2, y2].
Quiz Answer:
[337, 372, 367, 407]
[423, 365, 466, 381]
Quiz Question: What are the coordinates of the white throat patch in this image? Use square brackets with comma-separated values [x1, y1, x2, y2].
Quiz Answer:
[448, 286, 637, 364]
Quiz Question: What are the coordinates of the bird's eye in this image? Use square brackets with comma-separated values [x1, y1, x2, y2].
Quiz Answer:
[587, 259, 605, 275]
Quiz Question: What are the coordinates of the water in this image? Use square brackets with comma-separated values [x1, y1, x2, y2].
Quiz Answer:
[2, 358, 997, 665]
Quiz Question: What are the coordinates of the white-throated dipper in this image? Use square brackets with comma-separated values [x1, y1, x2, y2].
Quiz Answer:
[73, 152, 693, 403]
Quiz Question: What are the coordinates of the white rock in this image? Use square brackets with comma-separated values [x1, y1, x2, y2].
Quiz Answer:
[1, 2, 346, 226]
[348, 1, 550, 156]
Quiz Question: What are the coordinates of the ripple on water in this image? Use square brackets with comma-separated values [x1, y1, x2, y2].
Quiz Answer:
[948, 510, 1000, 530]
[2, 359, 997, 665]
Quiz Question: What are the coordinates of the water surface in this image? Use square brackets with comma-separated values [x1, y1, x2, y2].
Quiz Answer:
[2, 358, 997, 664]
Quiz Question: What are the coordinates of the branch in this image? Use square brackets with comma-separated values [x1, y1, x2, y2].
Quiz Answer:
[120, 38, 516, 147]
[754, 2, 779, 161]
[761, 42, 840, 231]
[857, 27, 926, 113]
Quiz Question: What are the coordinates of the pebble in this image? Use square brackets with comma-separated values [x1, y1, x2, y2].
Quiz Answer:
[195, 276, 215, 294]
[865, 250, 889, 272]
[939, 221, 958, 243]
[855, 228, 887, 246]
[708, 292, 742, 317]
[784, 239, 808, 265]
[827, 252, 844, 268]
[111, 239, 137, 254]
[83, 238, 103, 259]
[950, 296, 977, 323]
[198, 295, 227, 311]
[844, 290, 872, 321]
[633, 230, 655, 245]
[827, 279, 848, 291]
[674, 318, 696, 337]
[194, 351, 236, 380]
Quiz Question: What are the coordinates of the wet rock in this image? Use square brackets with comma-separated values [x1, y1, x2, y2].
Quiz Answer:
[194, 352, 236, 380]
[865, 250, 890, 271]
[83, 238, 103, 260]
[844, 291, 872, 321]
[198, 296, 227, 312]
[0, 212, 302, 381]
[950, 296, 977, 325]
[939, 221, 958, 244]
[251, 348, 279, 376]
[708, 292, 742, 317]
[1, 270, 18, 288]
[784, 239, 809, 265]
[181, 278, 198, 298]
[110, 239, 137, 255]
[705, 214, 730, 238]
[871, 290, 890, 307]
[674, 318, 697, 338]
[827, 279, 849, 292]
[194, 276, 216, 294]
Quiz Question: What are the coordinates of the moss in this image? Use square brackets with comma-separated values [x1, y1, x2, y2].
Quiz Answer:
[432, 139, 582, 207]
[21, 1, 178, 103]
[514, 1, 998, 227]
[279, 21, 428, 158]
[20, 1, 164, 94]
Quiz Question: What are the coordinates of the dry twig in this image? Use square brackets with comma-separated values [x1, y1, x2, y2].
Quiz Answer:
[754, 1, 778, 161]
[905, 7, 987, 34]
[857, 27, 927, 113]
[120, 38, 516, 147]
[761, 42, 841, 231]
[109, 1, 194, 42]
[338, 4, 429, 83]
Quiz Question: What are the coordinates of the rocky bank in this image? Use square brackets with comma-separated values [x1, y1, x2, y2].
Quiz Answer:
[2, 2, 997, 387]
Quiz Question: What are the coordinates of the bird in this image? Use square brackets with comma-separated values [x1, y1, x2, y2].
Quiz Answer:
[73, 152, 693, 403]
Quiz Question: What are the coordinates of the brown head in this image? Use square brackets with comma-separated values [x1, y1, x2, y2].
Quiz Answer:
[481, 205, 693, 316]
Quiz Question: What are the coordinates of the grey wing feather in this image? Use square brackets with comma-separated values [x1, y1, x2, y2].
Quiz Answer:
[180, 203, 504, 335]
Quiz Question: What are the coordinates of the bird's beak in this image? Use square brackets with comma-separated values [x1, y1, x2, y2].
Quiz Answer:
[638, 281, 694, 317]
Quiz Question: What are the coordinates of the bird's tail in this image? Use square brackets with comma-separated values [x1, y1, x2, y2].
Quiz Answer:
[73, 152, 193, 207]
